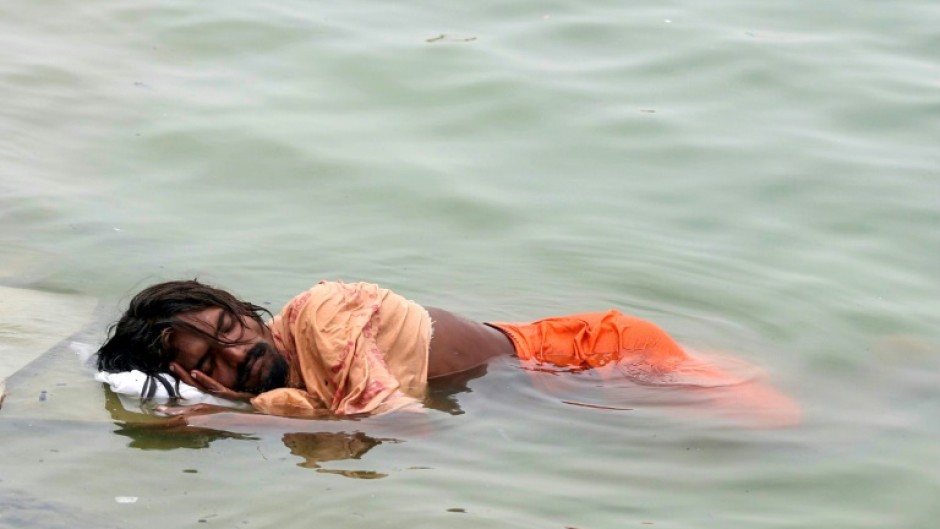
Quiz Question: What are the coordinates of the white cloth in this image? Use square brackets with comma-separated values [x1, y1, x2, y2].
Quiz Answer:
[72, 340, 248, 409]
[94, 370, 251, 408]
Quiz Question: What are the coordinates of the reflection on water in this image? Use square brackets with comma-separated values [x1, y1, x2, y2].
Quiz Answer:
[112, 417, 259, 450]
[104, 387, 258, 450]
[104, 386, 399, 477]
[424, 363, 488, 415]
[283, 431, 397, 478]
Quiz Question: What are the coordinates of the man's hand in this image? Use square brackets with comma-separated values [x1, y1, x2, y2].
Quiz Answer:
[169, 361, 256, 402]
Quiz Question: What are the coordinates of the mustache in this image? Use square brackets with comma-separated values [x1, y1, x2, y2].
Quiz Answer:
[234, 342, 276, 393]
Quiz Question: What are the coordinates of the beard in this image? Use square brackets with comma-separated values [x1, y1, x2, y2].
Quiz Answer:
[235, 342, 290, 394]
[258, 352, 290, 393]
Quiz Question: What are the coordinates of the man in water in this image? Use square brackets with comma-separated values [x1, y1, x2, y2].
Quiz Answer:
[97, 279, 798, 422]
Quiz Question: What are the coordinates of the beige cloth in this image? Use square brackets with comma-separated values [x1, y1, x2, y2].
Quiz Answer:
[250, 281, 432, 417]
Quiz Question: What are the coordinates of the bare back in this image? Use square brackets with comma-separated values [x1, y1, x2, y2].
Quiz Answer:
[425, 307, 515, 379]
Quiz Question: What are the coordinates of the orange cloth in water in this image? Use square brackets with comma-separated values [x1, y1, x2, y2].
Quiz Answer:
[490, 310, 688, 373]
[250, 281, 432, 417]
[489, 310, 801, 427]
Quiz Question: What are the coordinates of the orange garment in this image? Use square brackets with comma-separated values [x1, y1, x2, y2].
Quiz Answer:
[490, 310, 688, 374]
[251, 281, 431, 417]
[489, 310, 801, 427]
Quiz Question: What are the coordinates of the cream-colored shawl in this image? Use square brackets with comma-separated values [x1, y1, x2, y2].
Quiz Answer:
[251, 281, 431, 417]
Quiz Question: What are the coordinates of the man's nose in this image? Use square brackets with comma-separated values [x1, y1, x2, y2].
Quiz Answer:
[217, 343, 248, 367]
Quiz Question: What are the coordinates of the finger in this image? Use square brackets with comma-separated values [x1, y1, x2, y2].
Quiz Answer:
[184, 371, 255, 402]
[197, 382, 254, 402]
[202, 384, 254, 402]
[169, 362, 206, 392]
[190, 370, 226, 394]
[217, 390, 255, 402]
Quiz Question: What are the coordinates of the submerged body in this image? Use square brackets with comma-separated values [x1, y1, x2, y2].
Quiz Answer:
[171, 281, 514, 416]
[101, 279, 799, 426]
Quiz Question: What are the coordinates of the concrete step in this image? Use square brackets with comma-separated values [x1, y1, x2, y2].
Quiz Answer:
[0, 285, 97, 409]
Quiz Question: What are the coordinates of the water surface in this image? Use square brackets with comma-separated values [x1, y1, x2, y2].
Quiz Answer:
[1, 0, 938, 527]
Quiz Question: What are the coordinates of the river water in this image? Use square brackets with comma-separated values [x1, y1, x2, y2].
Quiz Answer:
[1, 0, 938, 527]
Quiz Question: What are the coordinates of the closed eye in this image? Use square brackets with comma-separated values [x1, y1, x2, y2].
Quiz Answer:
[216, 311, 234, 335]
[217, 313, 246, 343]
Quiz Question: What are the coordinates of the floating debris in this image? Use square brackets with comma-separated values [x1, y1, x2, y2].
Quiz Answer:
[561, 400, 633, 411]
[426, 34, 477, 43]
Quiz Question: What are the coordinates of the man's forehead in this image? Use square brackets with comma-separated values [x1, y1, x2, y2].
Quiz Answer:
[176, 307, 234, 335]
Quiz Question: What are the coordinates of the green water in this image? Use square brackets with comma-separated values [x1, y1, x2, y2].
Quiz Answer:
[1, 0, 938, 527]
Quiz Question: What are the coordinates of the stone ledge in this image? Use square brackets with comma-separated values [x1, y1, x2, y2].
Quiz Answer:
[0, 285, 97, 406]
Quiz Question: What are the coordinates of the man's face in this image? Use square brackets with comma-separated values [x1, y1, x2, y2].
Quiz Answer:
[169, 307, 288, 395]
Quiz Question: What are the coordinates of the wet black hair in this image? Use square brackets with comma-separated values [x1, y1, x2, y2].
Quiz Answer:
[96, 280, 271, 375]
